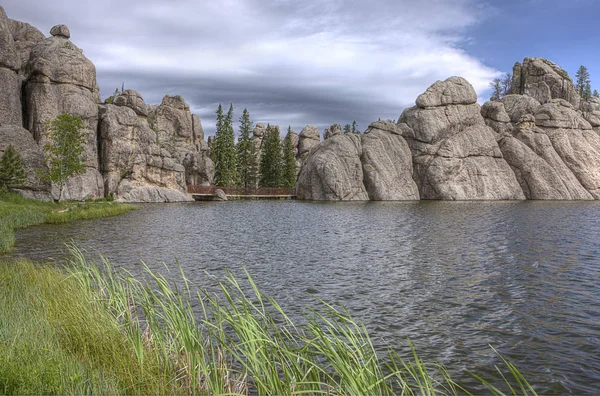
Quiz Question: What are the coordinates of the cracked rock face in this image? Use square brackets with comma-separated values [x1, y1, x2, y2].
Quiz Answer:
[484, 91, 599, 200]
[297, 125, 320, 158]
[24, 24, 103, 201]
[99, 92, 214, 202]
[399, 77, 524, 200]
[295, 121, 419, 201]
[296, 133, 367, 200]
[511, 57, 580, 108]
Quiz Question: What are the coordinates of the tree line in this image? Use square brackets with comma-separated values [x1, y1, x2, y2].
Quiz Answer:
[210, 105, 297, 189]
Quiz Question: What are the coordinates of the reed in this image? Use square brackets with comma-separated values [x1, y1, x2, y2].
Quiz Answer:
[60, 245, 537, 395]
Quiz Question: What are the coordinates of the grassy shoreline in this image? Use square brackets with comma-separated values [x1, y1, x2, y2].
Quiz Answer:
[0, 191, 135, 254]
[1, 245, 536, 395]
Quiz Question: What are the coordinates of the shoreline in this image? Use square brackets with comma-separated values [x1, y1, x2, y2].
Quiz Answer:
[0, 191, 135, 255]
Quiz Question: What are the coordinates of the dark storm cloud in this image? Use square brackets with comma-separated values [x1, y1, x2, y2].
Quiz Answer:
[3, 0, 499, 135]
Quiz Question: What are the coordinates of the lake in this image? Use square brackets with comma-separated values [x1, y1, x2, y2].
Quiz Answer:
[8, 200, 600, 393]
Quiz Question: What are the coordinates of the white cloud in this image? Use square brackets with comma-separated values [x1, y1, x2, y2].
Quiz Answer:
[3, 0, 500, 133]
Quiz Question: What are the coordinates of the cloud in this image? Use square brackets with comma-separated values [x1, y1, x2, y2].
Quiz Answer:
[3, 0, 499, 135]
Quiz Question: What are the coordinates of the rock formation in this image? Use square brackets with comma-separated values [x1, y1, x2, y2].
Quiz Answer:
[297, 125, 320, 159]
[486, 95, 600, 200]
[399, 77, 524, 200]
[2, 6, 599, 203]
[25, 24, 104, 200]
[0, 6, 213, 202]
[296, 133, 368, 200]
[511, 57, 580, 109]
[298, 66, 600, 201]
[296, 121, 419, 200]
[323, 124, 342, 140]
[99, 91, 213, 202]
[0, 125, 50, 200]
[585, 97, 600, 133]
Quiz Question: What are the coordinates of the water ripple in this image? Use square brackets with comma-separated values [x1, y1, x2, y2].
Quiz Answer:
[7, 200, 600, 394]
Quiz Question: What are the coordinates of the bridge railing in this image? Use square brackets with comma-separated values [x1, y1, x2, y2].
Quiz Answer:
[188, 185, 296, 196]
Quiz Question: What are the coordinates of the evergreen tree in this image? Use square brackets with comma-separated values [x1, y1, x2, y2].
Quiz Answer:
[236, 108, 257, 189]
[281, 126, 297, 188]
[351, 120, 358, 134]
[576, 65, 592, 101]
[213, 104, 238, 186]
[0, 145, 27, 190]
[343, 124, 352, 134]
[40, 113, 87, 201]
[259, 124, 282, 188]
[594, 90, 599, 98]
[489, 78, 502, 101]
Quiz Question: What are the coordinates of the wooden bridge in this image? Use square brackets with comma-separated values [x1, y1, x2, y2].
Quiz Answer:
[188, 185, 296, 200]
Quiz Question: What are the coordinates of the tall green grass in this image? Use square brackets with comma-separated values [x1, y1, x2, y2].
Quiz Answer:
[51, 245, 535, 395]
[0, 191, 134, 253]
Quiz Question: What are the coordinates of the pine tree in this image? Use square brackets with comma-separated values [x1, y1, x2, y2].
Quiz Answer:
[213, 104, 239, 186]
[343, 124, 352, 134]
[576, 65, 592, 101]
[236, 108, 257, 189]
[281, 126, 297, 188]
[259, 124, 282, 188]
[594, 90, 599, 98]
[40, 113, 87, 201]
[351, 121, 359, 134]
[0, 145, 27, 190]
[489, 78, 502, 101]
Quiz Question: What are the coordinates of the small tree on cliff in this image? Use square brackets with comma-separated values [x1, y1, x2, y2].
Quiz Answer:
[0, 145, 27, 191]
[259, 124, 282, 188]
[351, 120, 359, 134]
[213, 104, 239, 186]
[236, 108, 257, 188]
[489, 78, 503, 101]
[576, 65, 592, 101]
[281, 126, 297, 188]
[594, 90, 599, 98]
[343, 124, 352, 134]
[40, 113, 86, 201]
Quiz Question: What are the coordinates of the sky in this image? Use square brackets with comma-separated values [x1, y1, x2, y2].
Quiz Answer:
[3, 0, 600, 136]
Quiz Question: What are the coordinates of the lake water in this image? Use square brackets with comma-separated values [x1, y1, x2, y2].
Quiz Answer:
[8, 201, 600, 393]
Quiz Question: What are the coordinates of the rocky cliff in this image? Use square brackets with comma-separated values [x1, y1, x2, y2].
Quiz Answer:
[0, 7, 213, 202]
[2, 6, 598, 202]
[297, 58, 600, 201]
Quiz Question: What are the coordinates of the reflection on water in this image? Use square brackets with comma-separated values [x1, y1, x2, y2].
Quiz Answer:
[8, 200, 600, 393]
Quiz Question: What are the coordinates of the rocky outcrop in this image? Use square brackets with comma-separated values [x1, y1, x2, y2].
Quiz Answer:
[297, 125, 320, 158]
[296, 121, 419, 201]
[323, 124, 342, 140]
[116, 182, 193, 203]
[0, 7, 22, 127]
[511, 57, 580, 109]
[99, 91, 213, 201]
[0, 125, 51, 200]
[296, 133, 367, 200]
[8, 19, 45, 73]
[585, 97, 600, 132]
[482, 94, 596, 200]
[361, 122, 419, 200]
[0, 7, 214, 202]
[25, 24, 104, 200]
[213, 189, 227, 201]
[399, 77, 524, 200]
